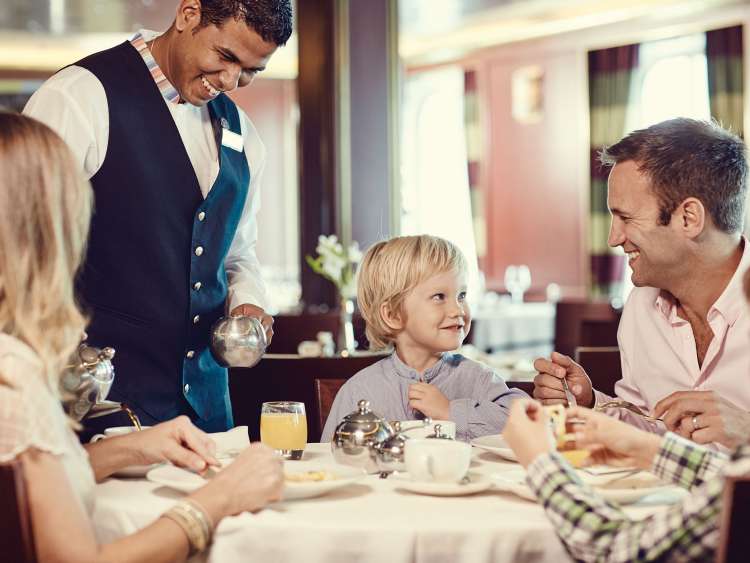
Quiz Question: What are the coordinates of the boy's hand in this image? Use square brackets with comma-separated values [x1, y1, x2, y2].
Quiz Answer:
[408, 382, 450, 420]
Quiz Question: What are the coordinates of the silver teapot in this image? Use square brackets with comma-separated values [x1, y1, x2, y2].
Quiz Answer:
[331, 400, 395, 473]
[61, 342, 116, 421]
[210, 315, 267, 368]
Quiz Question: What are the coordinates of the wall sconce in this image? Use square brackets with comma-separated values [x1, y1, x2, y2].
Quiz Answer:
[511, 65, 544, 124]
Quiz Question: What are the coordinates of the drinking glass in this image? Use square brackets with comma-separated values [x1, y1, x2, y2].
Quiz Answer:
[260, 401, 307, 460]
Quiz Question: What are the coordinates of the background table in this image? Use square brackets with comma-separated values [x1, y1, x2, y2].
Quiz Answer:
[92, 443, 676, 563]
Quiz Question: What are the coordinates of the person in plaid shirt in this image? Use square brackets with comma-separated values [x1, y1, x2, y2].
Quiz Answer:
[502, 267, 750, 561]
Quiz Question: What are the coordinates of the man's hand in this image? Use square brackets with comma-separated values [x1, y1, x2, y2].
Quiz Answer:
[230, 303, 274, 345]
[533, 352, 594, 407]
[654, 390, 750, 448]
[503, 399, 556, 467]
[408, 382, 450, 420]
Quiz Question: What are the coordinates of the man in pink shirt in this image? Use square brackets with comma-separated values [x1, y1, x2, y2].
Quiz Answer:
[534, 118, 750, 449]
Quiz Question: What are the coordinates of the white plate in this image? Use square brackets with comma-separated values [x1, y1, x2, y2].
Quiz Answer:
[147, 463, 367, 501]
[491, 468, 683, 505]
[393, 472, 493, 496]
[471, 434, 518, 462]
[283, 464, 367, 500]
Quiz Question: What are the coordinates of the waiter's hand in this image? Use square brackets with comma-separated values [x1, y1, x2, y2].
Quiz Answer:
[230, 303, 274, 345]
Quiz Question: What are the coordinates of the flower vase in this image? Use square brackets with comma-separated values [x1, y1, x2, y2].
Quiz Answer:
[338, 297, 357, 355]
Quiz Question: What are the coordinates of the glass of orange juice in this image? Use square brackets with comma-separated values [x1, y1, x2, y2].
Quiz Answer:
[260, 401, 307, 460]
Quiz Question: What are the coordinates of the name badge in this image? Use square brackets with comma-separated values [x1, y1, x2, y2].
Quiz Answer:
[221, 128, 243, 152]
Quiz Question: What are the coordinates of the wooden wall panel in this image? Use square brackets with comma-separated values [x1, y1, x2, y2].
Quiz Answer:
[484, 51, 588, 298]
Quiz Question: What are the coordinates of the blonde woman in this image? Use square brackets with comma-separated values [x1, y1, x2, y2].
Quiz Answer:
[0, 112, 283, 562]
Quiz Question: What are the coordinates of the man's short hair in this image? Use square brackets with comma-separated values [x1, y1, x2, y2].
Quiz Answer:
[199, 0, 293, 46]
[357, 235, 467, 350]
[600, 118, 748, 233]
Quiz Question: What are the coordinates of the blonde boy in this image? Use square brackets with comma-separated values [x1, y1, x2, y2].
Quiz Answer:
[321, 235, 527, 442]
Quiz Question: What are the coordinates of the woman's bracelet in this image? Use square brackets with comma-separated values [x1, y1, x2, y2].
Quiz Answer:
[161, 498, 214, 555]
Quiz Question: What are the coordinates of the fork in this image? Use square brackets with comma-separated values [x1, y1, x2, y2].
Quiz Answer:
[595, 400, 663, 423]
[561, 377, 577, 408]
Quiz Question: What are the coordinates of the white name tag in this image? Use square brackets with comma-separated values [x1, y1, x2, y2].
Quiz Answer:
[221, 128, 244, 152]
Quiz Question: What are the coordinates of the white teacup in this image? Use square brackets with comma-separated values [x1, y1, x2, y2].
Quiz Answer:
[404, 439, 471, 483]
[90, 425, 151, 442]
[397, 419, 456, 440]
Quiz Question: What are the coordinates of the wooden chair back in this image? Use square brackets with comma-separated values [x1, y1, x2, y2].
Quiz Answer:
[716, 473, 750, 563]
[230, 354, 386, 442]
[574, 346, 621, 397]
[314, 378, 347, 440]
[554, 300, 620, 358]
[0, 459, 37, 563]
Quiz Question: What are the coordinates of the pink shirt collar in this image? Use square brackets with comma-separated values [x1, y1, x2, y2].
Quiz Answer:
[653, 236, 748, 327]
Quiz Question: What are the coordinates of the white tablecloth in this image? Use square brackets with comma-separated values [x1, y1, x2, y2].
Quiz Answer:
[92, 441, 670, 563]
[470, 303, 555, 354]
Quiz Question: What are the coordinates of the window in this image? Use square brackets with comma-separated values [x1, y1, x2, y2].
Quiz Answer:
[619, 33, 710, 303]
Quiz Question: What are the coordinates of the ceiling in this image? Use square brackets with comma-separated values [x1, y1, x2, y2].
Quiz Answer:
[0, 0, 747, 76]
[398, 0, 749, 65]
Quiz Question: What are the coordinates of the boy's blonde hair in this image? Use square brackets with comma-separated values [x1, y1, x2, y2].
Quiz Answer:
[0, 112, 92, 393]
[357, 235, 467, 350]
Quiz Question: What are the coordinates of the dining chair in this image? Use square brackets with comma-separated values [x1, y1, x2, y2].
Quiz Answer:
[716, 473, 750, 563]
[554, 300, 621, 358]
[574, 346, 621, 397]
[313, 378, 347, 440]
[0, 459, 37, 563]
[230, 353, 386, 442]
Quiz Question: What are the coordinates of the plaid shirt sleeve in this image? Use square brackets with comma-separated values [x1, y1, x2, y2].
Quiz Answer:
[651, 432, 728, 489]
[525, 448, 724, 562]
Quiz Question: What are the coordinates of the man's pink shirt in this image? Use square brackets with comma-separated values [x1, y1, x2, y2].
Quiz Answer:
[594, 238, 750, 435]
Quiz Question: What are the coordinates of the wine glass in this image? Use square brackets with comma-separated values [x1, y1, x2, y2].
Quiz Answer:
[517, 265, 531, 301]
[260, 401, 307, 460]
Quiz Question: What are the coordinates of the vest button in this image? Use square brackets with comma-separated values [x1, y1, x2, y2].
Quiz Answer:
[198, 211, 206, 221]
[193, 315, 200, 324]
[184, 384, 190, 394]
[193, 281, 202, 291]
[186, 350, 195, 359]
[194, 246, 204, 257]
[220, 117, 229, 129]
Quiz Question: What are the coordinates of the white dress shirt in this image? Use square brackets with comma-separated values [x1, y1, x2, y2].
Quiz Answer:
[23, 30, 268, 312]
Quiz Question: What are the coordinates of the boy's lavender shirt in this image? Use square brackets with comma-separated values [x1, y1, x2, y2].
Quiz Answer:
[320, 352, 529, 442]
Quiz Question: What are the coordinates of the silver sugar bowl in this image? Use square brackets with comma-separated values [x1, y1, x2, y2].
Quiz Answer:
[426, 423, 455, 440]
[371, 421, 410, 478]
[61, 342, 116, 421]
[210, 315, 267, 368]
[331, 400, 395, 473]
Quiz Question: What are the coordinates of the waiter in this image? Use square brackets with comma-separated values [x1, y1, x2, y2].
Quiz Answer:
[24, 0, 293, 432]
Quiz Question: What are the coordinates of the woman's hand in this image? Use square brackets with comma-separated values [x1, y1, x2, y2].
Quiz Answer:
[567, 407, 661, 469]
[195, 443, 284, 516]
[124, 416, 219, 471]
[503, 399, 556, 467]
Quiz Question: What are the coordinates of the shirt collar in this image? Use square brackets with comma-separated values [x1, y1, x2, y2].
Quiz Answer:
[654, 235, 749, 326]
[388, 351, 452, 382]
[130, 30, 181, 105]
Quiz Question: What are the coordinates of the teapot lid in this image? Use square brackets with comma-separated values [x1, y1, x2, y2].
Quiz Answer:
[334, 400, 394, 438]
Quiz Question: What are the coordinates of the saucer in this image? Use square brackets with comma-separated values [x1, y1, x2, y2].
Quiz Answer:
[471, 434, 517, 462]
[394, 472, 493, 496]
